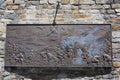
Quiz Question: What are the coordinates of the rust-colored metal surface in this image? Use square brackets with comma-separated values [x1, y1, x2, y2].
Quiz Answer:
[5, 24, 112, 67]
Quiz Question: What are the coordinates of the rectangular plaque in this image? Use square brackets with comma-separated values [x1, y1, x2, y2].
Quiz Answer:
[5, 24, 112, 67]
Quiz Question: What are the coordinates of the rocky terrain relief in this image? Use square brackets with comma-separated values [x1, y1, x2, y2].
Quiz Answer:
[5, 25, 112, 67]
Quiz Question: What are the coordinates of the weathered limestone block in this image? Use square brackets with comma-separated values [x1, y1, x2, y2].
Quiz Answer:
[79, 10, 100, 14]
[0, 41, 5, 51]
[70, 0, 79, 5]
[104, 14, 117, 19]
[19, 3, 26, 9]
[71, 6, 79, 10]
[112, 31, 120, 38]
[48, 0, 56, 4]
[117, 13, 120, 16]
[79, 14, 91, 18]
[112, 31, 120, 43]
[14, 0, 24, 4]
[16, 10, 25, 14]
[113, 38, 120, 43]
[112, 4, 120, 8]
[79, 0, 95, 4]
[112, 24, 120, 31]
[79, 5, 91, 9]
[1, 19, 12, 23]
[6, 0, 13, 4]
[115, 9, 120, 12]
[0, 58, 4, 72]
[113, 61, 120, 68]
[100, 10, 107, 14]
[40, 0, 47, 4]
[62, 5, 72, 10]
[112, 43, 120, 49]
[0, 10, 5, 15]
[107, 17, 120, 23]
[24, 78, 32, 80]
[72, 13, 80, 18]
[91, 5, 103, 9]
[96, 0, 113, 4]
[103, 5, 111, 9]
[0, 27, 6, 33]
[107, 10, 115, 14]
[0, 0, 4, 5]
[4, 12, 18, 20]
[61, 0, 69, 5]
[7, 5, 19, 10]
[48, 4, 57, 9]
[115, 0, 120, 3]
[0, 1, 6, 9]
[29, 1, 40, 5]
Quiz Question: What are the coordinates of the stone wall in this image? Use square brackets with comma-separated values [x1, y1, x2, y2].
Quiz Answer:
[0, 0, 120, 80]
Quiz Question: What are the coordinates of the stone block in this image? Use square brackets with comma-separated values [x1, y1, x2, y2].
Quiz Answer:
[19, 15, 26, 19]
[112, 24, 120, 31]
[103, 5, 111, 9]
[70, 0, 79, 5]
[56, 14, 63, 19]
[100, 10, 107, 14]
[0, 0, 4, 5]
[0, 58, 4, 71]
[80, 14, 91, 18]
[72, 14, 80, 18]
[5, 10, 14, 13]
[40, 0, 47, 4]
[115, 9, 120, 12]
[14, 0, 24, 4]
[19, 3, 26, 9]
[0, 1, 6, 9]
[61, 0, 70, 5]
[71, 6, 79, 10]
[112, 43, 120, 49]
[47, 4, 55, 9]
[113, 61, 120, 68]
[62, 5, 71, 10]
[6, 0, 13, 4]
[107, 17, 120, 22]
[7, 5, 19, 10]
[0, 27, 6, 33]
[1, 19, 12, 23]
[96, 0, 113, 4]
[79, 5, 91, 9]
[112, 31, 120, 38]
[115, 0, 120, 3]
[107, 10, 115, 14]
[48, 0, 56, 4]
[0, 23, 4, 27]
[0, 10, 5, 15]
[56, 19, 67, 24]
[16, 10, 25, 14]
[79, 0, 95, 4]
[24, 78, 32, 80]
[4, 12, 18, 20]
[29, 1, 40, 5]
[91, 5, 103, 9]
[117, 13, 120, 16]
[79, 10, 100, 14]
[112, 4, 120, 8]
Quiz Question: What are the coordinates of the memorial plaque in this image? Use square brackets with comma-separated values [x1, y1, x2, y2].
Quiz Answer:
[5, 24, 112, 67]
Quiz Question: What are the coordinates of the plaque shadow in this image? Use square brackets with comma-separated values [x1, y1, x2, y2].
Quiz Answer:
[5, 67, 112, 80]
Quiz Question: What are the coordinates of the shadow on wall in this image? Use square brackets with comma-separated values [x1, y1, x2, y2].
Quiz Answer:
[5, 67, 112, 80]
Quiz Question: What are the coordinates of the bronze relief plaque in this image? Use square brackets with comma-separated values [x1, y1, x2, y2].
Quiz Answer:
[5, 24, 112, 67]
